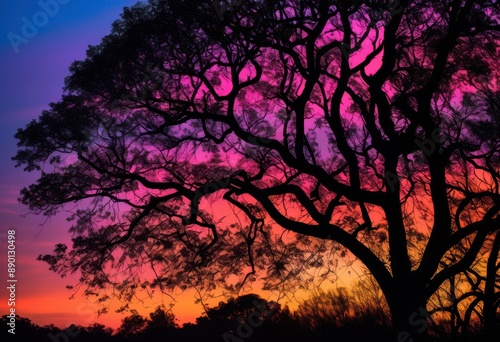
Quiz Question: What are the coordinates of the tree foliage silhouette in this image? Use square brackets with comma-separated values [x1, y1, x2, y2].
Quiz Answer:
[13, 0, 500, 339]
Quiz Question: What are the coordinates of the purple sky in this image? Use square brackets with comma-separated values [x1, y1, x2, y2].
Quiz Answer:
[0, 0, 155, 329]
[0, 0, 371, 330]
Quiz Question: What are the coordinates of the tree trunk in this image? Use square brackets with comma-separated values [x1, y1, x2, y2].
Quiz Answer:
[386, 284, 433, 342]
[484, 232, 500, 341]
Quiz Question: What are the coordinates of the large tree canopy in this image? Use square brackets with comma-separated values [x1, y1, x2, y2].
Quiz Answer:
[14, 0, 500, 338]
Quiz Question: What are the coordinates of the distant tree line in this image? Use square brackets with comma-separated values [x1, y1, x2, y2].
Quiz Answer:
[2, 289, 498, 341]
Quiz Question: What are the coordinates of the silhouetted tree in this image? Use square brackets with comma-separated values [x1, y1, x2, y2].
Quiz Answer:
[0, 315, 49, 340]
[204, 294, 277, 322]
[193, 294, 278, 338]
[141, 306, 179, 340]
[81, 323, 114, 342]
[184, 293, 308, 342]
[114, 310, 147, 341]
[14, 0, 500, 339]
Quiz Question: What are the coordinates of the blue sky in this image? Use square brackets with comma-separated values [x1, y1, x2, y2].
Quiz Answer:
[0, 0, 149, 329]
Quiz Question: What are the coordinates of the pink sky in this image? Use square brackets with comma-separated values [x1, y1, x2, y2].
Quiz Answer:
[0, 1, 386, 330]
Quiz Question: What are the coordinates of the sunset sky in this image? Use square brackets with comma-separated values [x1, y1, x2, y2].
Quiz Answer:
[0, 0, 491, 329]
[0, 0, 209, 330]
[0, 1, 367, 331]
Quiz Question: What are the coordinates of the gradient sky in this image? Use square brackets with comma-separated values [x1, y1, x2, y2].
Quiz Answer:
[0, 0, 492, 336]
[0, 0, 211, 330]
[0, 0, 366, 331]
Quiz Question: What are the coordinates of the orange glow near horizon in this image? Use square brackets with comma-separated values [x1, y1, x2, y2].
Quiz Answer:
[0, 240, 363, 332]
